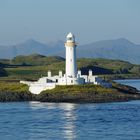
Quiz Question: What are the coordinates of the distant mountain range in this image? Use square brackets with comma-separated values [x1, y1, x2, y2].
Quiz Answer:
[0, 39, 64, 59]
[0, 38, 140, 64]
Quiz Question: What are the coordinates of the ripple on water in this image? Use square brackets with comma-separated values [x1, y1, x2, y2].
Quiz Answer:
[0, 101, 140, 139]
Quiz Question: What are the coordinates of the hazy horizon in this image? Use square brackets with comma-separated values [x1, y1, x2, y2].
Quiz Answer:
[0, 0, 140, 45]
[0, 37, 139, 47]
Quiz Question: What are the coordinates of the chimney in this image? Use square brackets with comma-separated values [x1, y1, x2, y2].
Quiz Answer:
[59, 71, 63, 77]
[48, 70, 51, 77]
[89, 69, 93, 76]
[78, 70, 81, 77]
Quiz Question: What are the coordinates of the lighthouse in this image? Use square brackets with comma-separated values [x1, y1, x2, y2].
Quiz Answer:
[20, 32, 101, 94]
[65, 32, 77, 78]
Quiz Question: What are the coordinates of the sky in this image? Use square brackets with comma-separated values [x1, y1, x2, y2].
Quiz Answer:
[0, 0, 140, 45]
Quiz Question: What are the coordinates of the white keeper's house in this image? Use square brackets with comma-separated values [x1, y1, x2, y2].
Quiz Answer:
[20, 33, 105, 94]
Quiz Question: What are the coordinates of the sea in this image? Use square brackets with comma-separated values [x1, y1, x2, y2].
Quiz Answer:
[0, 79, 140, 140]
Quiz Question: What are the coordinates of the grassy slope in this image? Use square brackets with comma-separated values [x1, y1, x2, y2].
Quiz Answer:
[11, 54, 65, 65]
[33, 84, 140, 103]
[0, 82, 139, 102]
[0, 82, 32, 102]
[0, 54, 140, 102]
[0, 54, 140, 81]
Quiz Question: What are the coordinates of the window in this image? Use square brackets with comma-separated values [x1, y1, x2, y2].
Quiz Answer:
[68, 37, 72, 40]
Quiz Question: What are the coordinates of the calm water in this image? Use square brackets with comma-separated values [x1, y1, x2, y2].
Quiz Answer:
[115, 79, 140, 90]
[0, 80, 140, 140]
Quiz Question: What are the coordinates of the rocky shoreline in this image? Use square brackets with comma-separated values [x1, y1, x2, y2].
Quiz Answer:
[0, 82, 140, 103]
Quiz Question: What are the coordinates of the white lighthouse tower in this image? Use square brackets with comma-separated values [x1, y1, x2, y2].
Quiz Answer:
[65, 32, 77, 78]
[20, 32, 102, 94]
[57, 32, 85, 85]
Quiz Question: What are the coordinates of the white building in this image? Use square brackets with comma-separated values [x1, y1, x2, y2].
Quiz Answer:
[20, 33, 102, 94]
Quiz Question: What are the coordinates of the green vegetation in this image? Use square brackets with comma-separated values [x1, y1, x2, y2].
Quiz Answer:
[0, 54, 140, 81]
[0, 82, 32, 102]
[36, 84, 140, 103]
[0, 82, 28, 92]
[0, 82, 139, 102]
[0, 54, 140, 102]
[77, 58, 139, 74]
[11, 54, 65, 66]
[42, 84, 113, 94]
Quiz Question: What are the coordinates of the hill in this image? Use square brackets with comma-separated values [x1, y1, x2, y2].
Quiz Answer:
[59, 38, 140, 64]
[0, 54, 140, 81]
[11, 54, 65, 66]
[0, 38, 140, 64]
[0, 39, 64, 59]
[77, 38, 140, 64]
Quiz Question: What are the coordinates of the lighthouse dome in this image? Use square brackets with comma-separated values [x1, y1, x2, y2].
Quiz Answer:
[66, 32, 75, 42]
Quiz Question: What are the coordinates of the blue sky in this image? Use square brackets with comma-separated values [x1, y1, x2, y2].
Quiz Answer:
[0, 0, 140, 45]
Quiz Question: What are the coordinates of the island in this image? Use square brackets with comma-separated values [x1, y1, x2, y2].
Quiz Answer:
[0, 33, 140, 103]
[1, 54, 140, 103]
[0, 81, 140, 103]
